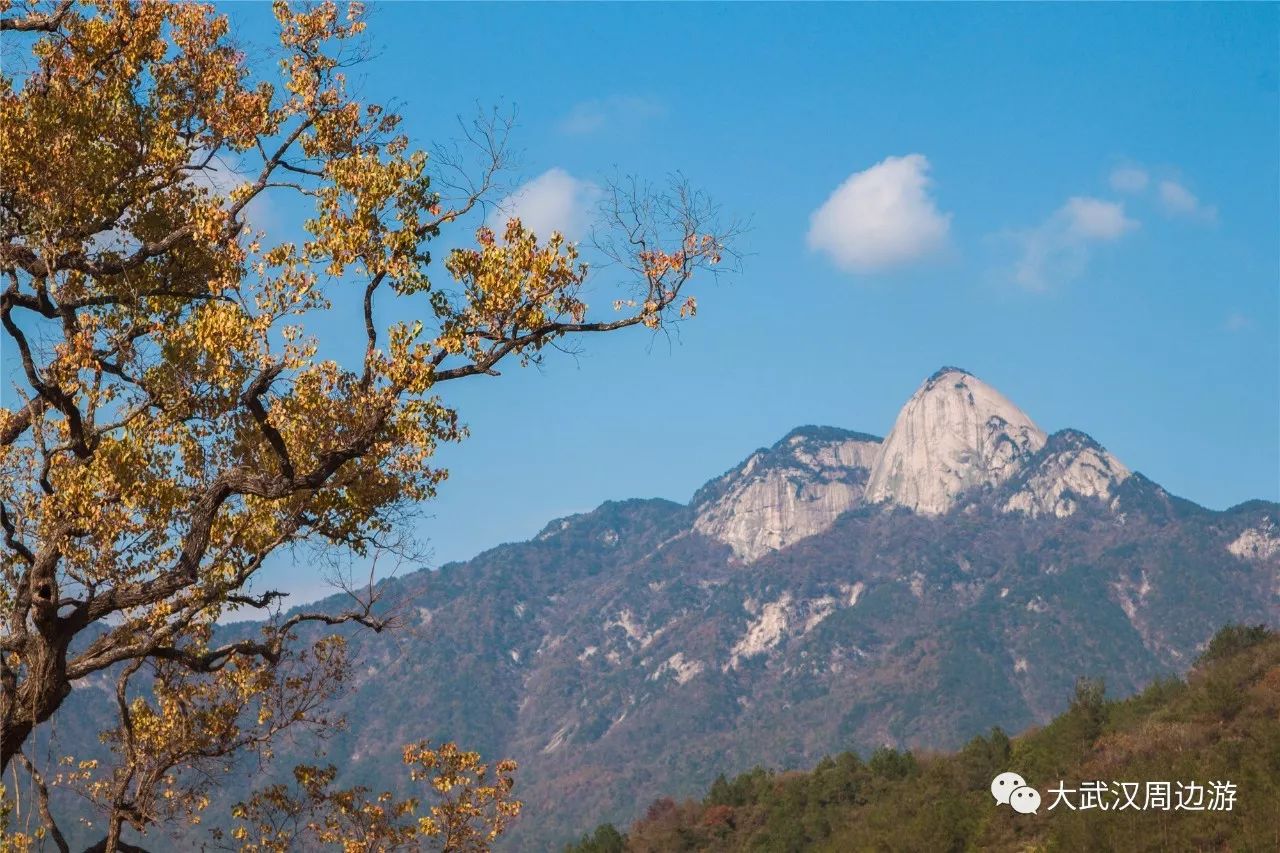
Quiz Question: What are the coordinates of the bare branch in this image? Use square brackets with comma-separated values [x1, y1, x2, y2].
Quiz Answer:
[427, 104, 517, 225]
[14, 752, 70, 853]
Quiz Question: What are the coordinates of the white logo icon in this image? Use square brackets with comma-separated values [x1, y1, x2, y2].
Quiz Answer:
[1010, 785, 1041, 814]
[990, 771, 1026, 805]
[991, 771, 1039, 814]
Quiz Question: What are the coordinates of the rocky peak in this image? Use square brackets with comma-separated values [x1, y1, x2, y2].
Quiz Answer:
[865, 367, 1047, 515]
[692, 426, 881, 563]
[772, 425, 882, 471]
[1003, 429, 1131, 518]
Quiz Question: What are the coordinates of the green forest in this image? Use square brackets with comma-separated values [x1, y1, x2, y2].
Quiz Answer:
[568, 625, 1280, 852]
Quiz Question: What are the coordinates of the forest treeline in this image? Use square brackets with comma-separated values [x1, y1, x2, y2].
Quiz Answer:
[568, 625, 1280, 852]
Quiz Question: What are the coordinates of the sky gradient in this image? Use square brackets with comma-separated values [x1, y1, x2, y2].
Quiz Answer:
[218, 2, 1280, 601]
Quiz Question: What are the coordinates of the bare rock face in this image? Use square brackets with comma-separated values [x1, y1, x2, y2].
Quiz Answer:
[1004, 429, 1131, 518]
[1228, 521, 1280, 561]
[698, 369, 1136, 548]
[692, 427, 881, 562]
[865, 367, 1047, 515]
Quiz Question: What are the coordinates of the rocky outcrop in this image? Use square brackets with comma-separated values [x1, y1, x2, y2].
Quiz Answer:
[1228, 521, 1280, 561]
[865, 367, 1047, 514]
[692, 427, 880, 562]
[1004, 429, 1131, 518]
[694, 370, 1142, 553]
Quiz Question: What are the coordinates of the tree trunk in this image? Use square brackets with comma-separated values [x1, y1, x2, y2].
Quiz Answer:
[0, 638, 71, 772]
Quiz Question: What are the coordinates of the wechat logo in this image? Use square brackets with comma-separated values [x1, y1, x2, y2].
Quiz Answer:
[991, 771, 1041, 815]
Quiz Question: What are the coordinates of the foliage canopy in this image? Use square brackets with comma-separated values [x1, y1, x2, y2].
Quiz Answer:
[0, 0, 735, 848]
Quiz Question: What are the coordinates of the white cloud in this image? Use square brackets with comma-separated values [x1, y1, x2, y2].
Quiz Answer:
[1158, 179, 1217, 222]
[1159, 181, 1197, 213]
[91, 154, 270, 257]
[187, 151, 276, 230]
[489, 168, 601, 241]
[1109, 166, 1150, 194]
[1011, 196, 1138, 291]
[1109, 161, 1217, 223]
[558, 95, 666, 135]
[806, 154, 951, 273]
[1063, 196, 1139, 240]
[190, 157, 248, 197]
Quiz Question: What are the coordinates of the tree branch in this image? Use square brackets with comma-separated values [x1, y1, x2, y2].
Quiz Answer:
[0, 0, 72, 32]
[15, 752, 70, 853]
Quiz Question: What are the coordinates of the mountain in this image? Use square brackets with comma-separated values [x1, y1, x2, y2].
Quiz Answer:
[864, 367, 1047, 515]
[1003, 428, 1131, 519]
[691, 426, 882, 562]
[47, 368, 1280, 851]
[568, 625, 1280, 853]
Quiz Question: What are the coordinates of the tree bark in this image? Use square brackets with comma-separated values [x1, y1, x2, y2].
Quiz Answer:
[1, 639, 71, 772]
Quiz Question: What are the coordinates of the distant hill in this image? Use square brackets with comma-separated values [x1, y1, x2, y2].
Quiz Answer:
[568, 625, 1280, 852]
[45, 368, 1280, 850]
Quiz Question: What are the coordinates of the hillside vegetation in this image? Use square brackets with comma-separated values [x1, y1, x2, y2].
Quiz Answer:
[568, 625, 1280, 852]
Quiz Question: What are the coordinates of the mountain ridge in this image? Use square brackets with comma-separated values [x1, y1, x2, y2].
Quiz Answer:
[689, 367, 1150, 562]
[247, 367, 1275, 849]
[45, 368, 1280, 851]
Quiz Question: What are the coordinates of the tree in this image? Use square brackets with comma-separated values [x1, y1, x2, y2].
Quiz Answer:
[227, 741, 520, 852]
[1067, 675, 1107, 741]
[1198, 623, 1270, 666]
[563, 823, 626, 853]
[69, 634, 353, 850]
[867, 747, 917, 781]
[0, 0, 737, 847]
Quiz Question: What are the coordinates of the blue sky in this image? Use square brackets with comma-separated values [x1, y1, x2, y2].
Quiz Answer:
[206, 3, 1280, 598]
